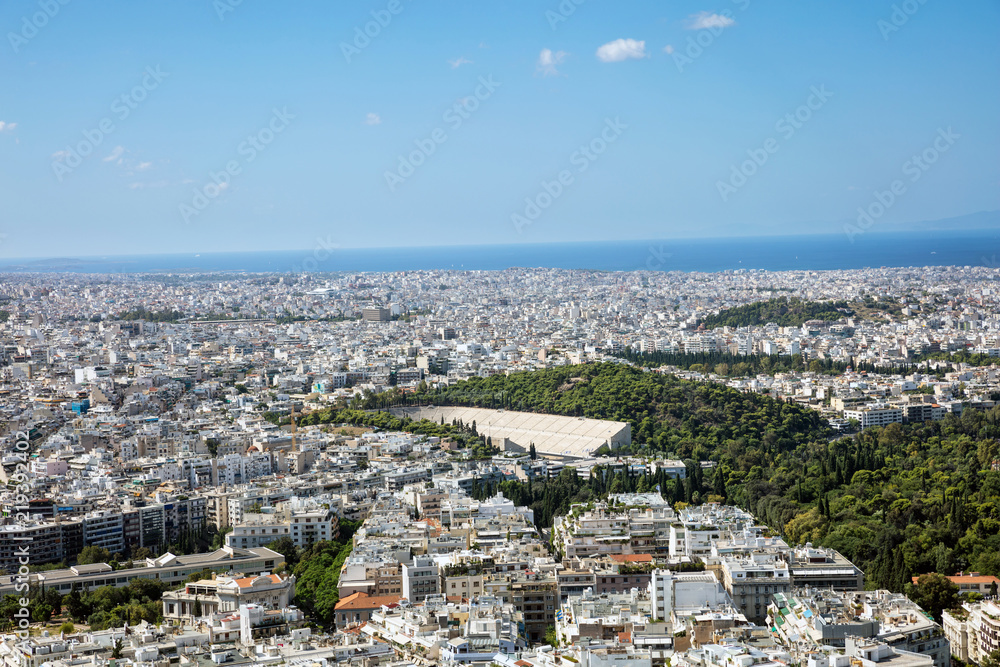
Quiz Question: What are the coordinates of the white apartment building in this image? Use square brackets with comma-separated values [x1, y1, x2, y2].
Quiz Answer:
[943, 601, 1000, 664]
[554, 506, 631, 559]
[216, 452, 273, 486]
[225, 516, 290, 550]
[401, 555, 440, 603]
[580, 644, 652, 667]
[720, 554, 791, 623]
[649, 569, 730, 621]
[290, 507, 337, 547]
[82, 511, 126, 555]
[844, 406, 904, 429]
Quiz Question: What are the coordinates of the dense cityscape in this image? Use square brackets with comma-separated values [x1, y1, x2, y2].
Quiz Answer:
[3, 1, 998, 666]
[1, 267, 998, 667]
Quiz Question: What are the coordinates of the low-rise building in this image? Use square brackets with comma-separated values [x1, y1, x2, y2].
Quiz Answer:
[720, 555, 791, 624]
[334, 591, 403, 628]
[162, 572, 296, 623]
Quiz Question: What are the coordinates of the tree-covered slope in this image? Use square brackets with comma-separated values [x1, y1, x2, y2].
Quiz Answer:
[700, 296, 851, 328]
[353, 362, 1000, 588]
[365, 362, 831, 457]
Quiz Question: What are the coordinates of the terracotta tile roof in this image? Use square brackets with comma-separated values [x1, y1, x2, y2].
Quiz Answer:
[609, 554, 653, 563]
[233, 574, 282, 588]
[911, 574, 1000, 585]
[334, 591, 403, 611]
[342, 623, 366, 635]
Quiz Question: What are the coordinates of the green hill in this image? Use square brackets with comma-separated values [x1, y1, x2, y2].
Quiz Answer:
[348, 362, 1000, 590]
[700, 296, 852, 328]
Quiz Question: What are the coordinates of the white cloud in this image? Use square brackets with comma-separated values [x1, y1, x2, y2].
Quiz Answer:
[0, 121, 17, 132]
[449, 56, 473, 68]
[135, 161, 152, 171]
[128, 180, 169, 189]
[103, 146, 125, 162]
[596, 38, 646, 63]
[365, 112, 381, 126]
[686, 11, 735, 30]
[537, 48, 567, 76]
[663, 44, 675, 54]
[52, 149, 71, 161]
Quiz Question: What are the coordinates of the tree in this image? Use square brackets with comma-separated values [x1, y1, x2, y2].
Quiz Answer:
[529, 443, 537, 460]
[111, 638, 124, 659]
[193, 596, 202, 617]
[32, 603, 53, 623]
[77, 546, 112, 566]
[905, 573, 959, 622]
[981, 650, 1000, 667]
[205, 437, 220, 457]
[64, 589, 88, 622]
[210, 526, 232, 550]
[132, 546, 153, 560]
[266, 536, 300, 570]
[186, 568, 215, 583]
[544, 624, 560, 647]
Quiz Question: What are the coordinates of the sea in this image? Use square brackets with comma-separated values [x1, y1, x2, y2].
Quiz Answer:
[1, 230, 998, 274]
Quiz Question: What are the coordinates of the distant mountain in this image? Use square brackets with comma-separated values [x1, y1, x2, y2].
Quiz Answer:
[0, 257, 87, 271]
[877, 210, 1000, 232]
[660, 210, 1000, 239]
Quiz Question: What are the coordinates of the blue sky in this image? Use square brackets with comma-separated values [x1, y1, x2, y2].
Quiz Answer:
[0, 0, 998, 257]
